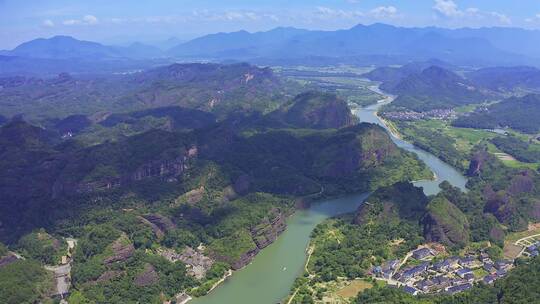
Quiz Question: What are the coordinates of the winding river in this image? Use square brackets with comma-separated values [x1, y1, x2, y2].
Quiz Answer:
[190, 86, 468, 304]
[357, 86, 467, 196]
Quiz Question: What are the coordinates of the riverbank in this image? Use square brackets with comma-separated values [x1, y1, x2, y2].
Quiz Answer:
[285, 245, 315, 304]
[189, 193, 370, 304]
[374, 111, 402, 140]
[207, 270, 233, 294]
[190, 83, 467, 304]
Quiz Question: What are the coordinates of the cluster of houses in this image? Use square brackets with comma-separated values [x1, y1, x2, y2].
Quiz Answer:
[372, 247, 514, 296]
[525, 241, 540, 258]
[382, 109, 457, 121]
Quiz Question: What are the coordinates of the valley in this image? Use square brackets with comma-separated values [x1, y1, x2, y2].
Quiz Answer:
[3, 62, 540, 304]
[1, 20, 540, 303]
[272, 66, 540, 304]
[189, 78, 469, 304]
[0, 63, 432, 303]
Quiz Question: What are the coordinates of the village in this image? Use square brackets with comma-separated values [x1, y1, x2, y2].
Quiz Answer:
[371, 238, 540, 296]
[382, 109, 457, 121]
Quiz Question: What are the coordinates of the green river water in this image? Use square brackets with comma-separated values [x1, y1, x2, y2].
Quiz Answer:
[190, 86, 468, 304]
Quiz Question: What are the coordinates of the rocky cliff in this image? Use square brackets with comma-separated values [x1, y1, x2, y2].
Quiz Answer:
[228, 208, 288, 270]
[54, 137, 198, 195]
[57, 152, 195, 195]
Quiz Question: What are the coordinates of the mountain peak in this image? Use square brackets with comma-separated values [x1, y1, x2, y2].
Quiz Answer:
[350, 23, 397, 31]
[267, 26, 301, 32]
[421, 65, 460, 80]
[48, 35, 79, 41]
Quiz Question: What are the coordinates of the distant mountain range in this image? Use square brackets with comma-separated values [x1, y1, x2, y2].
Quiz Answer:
[166, 23, 540, 66]
[2, 23, 540, 75]
[5, 35, 163, 60]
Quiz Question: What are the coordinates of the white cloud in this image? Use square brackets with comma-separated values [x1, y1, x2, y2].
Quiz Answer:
[63, 19, 79, 25]
[83, 15, 98, 25]
[313, 5, 399, 21]
[315, 6, 363, 19]
[490, 12, 511, 25]
[266, 14, 280, 22]
[525, 13, 540, 23]
[42, 19, 55, 27]
[370, 6, 398, 19]
[433, 0, 462, 17]
[189, 10, 267, 22]
[62, 15, 99, 26]
[245, 12, 259, 20]
[465, 8, 480, 16]
[224, 12, 245, 21]
[432, 0, 511, 25]
[110, 18, 124, 24]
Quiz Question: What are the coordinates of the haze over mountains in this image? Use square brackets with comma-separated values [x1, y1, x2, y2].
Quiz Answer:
[167, 24, 540, 66]
[2, 23, 540, 76]
[5, 1, 540, 301]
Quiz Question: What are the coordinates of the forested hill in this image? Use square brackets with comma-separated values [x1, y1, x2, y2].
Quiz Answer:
[453, 94, 540, 133]
[0, 105, 431, 303]
[0, 95, 430, 243]
[467, 66, 540, 93]
[298, 144, 540, 303]
[268, 91, 358, 129]
[362, 59, 455, 88]
[0, 62, 296, 121]
[373, 65, 490, 112]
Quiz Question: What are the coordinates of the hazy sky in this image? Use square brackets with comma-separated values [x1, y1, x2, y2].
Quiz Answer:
[1, 0, 540, 49]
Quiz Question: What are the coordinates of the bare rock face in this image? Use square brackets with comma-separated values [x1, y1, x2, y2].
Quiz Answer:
[230, 249, 259, 270]
[0, 253, 18, 268]
[228, 208, 288, 270]
[131, 156, 188, 181]
[467, 150, 490, 176]
[184, 187, 205, 204]
[69, 145, 198, 195]
[134, 264, 159, 287]
[104, 237, 135, 264]
[141, 214, 176, 233]
[251, 208, 287, 249]
[139, 216, 165, 239]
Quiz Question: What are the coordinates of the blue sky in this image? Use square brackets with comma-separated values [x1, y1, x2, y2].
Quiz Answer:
[1, 0, 540, 49]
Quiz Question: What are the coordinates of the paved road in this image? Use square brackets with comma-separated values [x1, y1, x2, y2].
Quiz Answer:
[514, 233, 540, 258]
